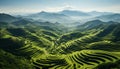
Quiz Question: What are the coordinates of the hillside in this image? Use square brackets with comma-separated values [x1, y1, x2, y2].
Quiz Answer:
[0, 13, 17, 23]
[94, 14, 120, 22]
[0, 13, 120, 69]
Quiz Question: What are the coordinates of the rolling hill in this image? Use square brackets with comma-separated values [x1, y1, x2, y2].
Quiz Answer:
[0, 13, 120, 69]
[0, 13, 17, 23]
[94, 14, 120, 22]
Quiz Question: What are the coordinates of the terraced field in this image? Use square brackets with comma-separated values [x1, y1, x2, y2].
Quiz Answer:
[0, 14, 120, 69]
[33, 50, 120, 69]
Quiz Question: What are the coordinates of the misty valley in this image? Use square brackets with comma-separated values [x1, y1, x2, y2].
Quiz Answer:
[0, 10, 120, 69]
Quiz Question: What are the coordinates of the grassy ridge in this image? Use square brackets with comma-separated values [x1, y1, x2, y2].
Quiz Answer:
[0, 19, 120, 69]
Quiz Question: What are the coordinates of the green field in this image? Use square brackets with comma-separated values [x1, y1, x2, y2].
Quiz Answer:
[0, 13, 120, 69]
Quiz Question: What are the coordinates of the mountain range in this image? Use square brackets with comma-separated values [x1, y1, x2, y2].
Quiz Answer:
[1, 10, 120, 24]
[0, 10, 120, 69]
[25, 10, 120, 23]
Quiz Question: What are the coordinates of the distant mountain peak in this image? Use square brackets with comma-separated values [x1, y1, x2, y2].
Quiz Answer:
[41, 11, 46, 13]
[38, 11, 48, 14]
[88, 20, 102, 23]
[61, 10, 81, 12]
[60, 10, 90, 16]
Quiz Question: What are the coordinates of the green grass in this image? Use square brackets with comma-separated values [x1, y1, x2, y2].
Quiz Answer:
[0, 21, 120, 69]
[32, 50, 120, 69]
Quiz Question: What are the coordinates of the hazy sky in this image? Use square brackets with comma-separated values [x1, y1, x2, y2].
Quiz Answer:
[0, 0, 120, 14]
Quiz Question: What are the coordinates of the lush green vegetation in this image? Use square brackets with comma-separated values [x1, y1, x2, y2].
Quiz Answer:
[0, 13, 120, 69]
